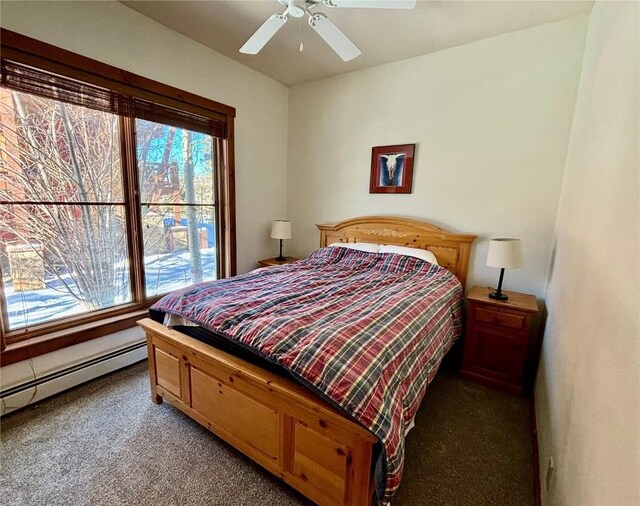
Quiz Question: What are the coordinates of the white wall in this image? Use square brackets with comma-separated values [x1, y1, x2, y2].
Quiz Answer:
[0, 0, 288, 408]
[535, 2, 640, 505]
[287, 15, 589, 297]
[0, 0, 289, 275]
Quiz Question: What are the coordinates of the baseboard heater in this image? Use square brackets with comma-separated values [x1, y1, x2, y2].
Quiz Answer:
[1, 341, 147, 414]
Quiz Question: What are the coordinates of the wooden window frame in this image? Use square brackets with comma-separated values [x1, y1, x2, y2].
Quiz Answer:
[0, 29, 236, 366]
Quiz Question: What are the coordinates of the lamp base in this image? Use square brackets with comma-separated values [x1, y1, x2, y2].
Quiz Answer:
[489, 268, 509, 301]
[489, 291, 509, 301]
[275, 239, 286, 262]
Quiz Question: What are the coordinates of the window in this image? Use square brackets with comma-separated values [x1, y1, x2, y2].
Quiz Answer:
[137, 119, 218, 297]
[0, 29, 235, 361]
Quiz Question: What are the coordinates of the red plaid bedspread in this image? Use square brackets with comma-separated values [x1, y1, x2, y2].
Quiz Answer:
[152, 246, 463, 503]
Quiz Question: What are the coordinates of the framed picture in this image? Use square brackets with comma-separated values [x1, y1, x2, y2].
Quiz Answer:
[369, 144, 415, 194]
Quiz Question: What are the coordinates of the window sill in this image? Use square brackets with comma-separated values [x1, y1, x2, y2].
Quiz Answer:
[0, 309, 148, 367]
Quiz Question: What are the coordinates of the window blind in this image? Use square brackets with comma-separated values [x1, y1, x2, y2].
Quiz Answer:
[1, 59, 226, 137]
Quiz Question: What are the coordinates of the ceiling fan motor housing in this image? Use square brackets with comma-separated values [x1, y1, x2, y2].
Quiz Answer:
[278, 0, 318, 18]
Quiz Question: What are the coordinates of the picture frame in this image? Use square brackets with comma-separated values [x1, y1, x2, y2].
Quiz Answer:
[369, 144, 415, 194]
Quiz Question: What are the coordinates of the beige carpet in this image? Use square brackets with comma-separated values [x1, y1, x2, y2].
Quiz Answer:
[0, 361, 534, 505]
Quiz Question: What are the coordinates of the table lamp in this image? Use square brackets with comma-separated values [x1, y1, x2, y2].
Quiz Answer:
[271, 220, 291, 261]
[486, 238, 522, 301]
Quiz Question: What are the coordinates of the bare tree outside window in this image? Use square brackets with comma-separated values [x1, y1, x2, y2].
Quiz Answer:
[0, 88, 130, 329]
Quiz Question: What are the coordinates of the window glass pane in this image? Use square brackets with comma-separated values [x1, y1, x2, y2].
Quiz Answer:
[142, 204, 216, 297]
[0, 204, 131, 330]
[136, 119, 215, 205]
[0, 87, 124, 203]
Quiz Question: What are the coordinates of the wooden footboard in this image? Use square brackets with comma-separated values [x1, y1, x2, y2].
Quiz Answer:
[138, 318, 377, 506]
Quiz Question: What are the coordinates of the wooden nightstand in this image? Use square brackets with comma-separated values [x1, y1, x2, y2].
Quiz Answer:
[459, 286, 539, 395]
[258, 257, 299, 268]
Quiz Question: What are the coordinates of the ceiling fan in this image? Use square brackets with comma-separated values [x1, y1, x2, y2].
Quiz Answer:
[239, 0, 417, 62]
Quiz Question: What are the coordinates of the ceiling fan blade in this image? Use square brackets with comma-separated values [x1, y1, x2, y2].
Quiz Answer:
[324, 0, 416, 9]
[308, 13, 361, 62]
[239, 14, 287, 55]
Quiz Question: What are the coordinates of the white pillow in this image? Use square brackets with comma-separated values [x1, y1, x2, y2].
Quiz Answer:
[379, 244, 439, 265]
[328, 242, 380, 253]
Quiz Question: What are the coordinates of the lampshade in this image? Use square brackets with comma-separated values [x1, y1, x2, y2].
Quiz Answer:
[486, 238, 523, 269]
[271, 220, 291, 240]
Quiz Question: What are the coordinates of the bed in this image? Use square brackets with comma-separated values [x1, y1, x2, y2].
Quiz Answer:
[137, 216, 476, 505]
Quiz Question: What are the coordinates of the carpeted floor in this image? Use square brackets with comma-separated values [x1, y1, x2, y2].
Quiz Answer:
[0, 361, 535, 505]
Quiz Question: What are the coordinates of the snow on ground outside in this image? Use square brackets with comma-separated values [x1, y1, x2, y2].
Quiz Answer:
[4, 249, 216, 330]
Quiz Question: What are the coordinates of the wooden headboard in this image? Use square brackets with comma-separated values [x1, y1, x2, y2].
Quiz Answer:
[317, 216, 477, 287]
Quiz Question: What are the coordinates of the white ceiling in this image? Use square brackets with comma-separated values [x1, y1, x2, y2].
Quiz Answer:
[121, 0, 593, 86]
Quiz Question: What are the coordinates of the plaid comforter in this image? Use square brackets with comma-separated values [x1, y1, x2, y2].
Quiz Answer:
[152, 246, 463, 503]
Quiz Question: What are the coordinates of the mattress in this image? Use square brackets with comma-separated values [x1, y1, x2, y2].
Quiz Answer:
[149, 307, 297, 380]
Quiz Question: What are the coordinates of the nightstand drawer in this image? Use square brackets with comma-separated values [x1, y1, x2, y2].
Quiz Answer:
[474, 307, 524, 330]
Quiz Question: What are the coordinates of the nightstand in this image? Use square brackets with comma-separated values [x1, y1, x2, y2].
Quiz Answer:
[258, 257, 299, 268]
[459, 286, 539, 395]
